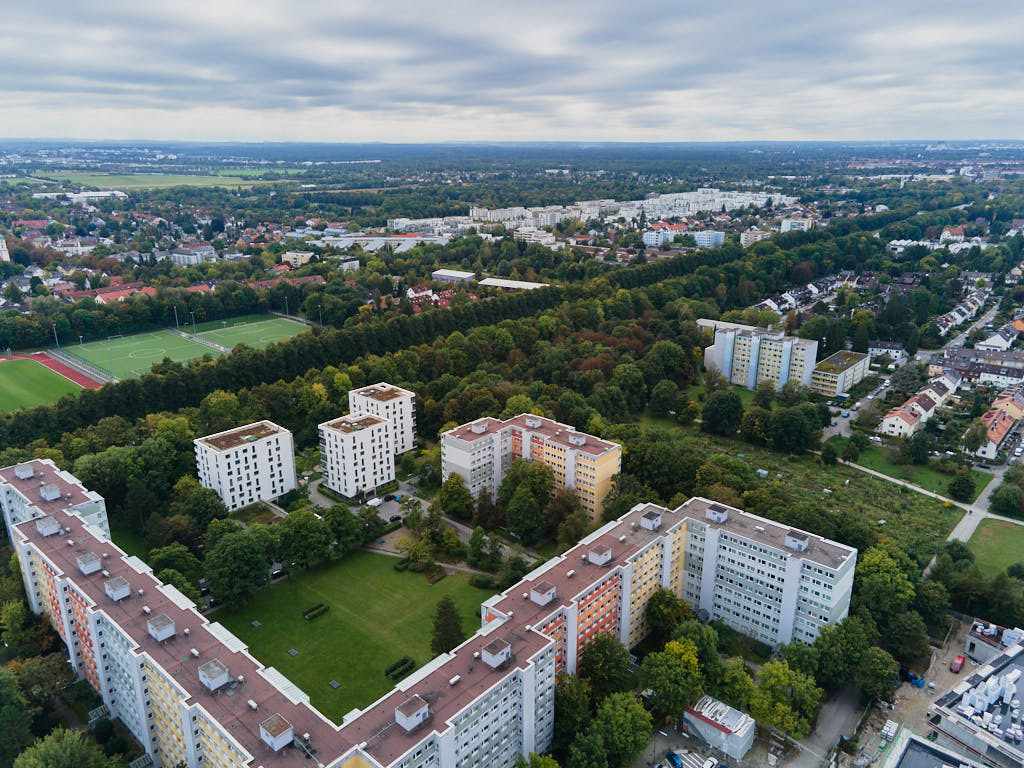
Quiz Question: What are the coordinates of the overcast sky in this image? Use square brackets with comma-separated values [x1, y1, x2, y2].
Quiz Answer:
[2, 0, 1022, 142]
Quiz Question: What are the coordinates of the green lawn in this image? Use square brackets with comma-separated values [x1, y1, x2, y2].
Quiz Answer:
[191, 313, 278, 333]
[217, 551, 488, 721]
[969, 519, 1024, 576]
[108, 521, 148, 560]
[64, 330, 218, 379]
[683, 384, 757, 408]
[0, 358, 81, 411]
[230, 503, 280, 526]
[825, 436, 993, 503]
[682, 427, 961, 560]
[196, 317, 309, 350]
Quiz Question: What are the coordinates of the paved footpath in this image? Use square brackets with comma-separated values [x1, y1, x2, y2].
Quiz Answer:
[2, 351, 104, 389]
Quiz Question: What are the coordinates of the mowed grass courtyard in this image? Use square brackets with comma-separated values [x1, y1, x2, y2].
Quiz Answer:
[969, 518, 1024, 576]
[216, 552, 488, 722]
[0, 358, 81, 411]
[196, 316, 309, 350]
[64, 329, 218, 379]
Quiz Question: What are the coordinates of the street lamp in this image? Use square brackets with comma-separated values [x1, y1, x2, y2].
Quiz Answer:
[173, 304, 180, 330]
[79, 335, 83, 350]
[318, 303, 323, 327]
[284, 296, 289, 317]
[51, 323, 60, 350]
[190, 311, 197, 335]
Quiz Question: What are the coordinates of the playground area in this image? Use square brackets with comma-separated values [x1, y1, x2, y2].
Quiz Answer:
[64, 330, 218, 380]
[0, 355, 87, 411]
[195, 316, 309, 350]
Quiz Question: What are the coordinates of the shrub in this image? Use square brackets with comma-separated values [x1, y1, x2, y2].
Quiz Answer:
[302, 602, 325, 619]
[470, 574, 497, 590]
[393, 558, 411, 572]
[385, 656, 414, 676]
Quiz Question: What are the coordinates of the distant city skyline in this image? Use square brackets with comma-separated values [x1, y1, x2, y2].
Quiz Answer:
[2, 0, 1022, 143]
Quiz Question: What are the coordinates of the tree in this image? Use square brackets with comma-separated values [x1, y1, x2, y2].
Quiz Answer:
[147, 542, 202, 584]
[841, 440, 860, 463]
[813, 617, 875, 692]
[278, 508, 331, 568]
[0, 669, 34, 768]
[577, 633, 632, 700]
[155, 568, 202, 604]
[611, 363, 647, 413]
[431, 596, 466, 656]
[820, 442, 838, 466]
[13, 728, 120, 768]
[645, 588, 694, 645]
[169, 475, 228, 528]
[717, 657, 755, 710]
[324, 503, 364, 554]
[516, 754, 560, 768]
[467, 526, 489, 568]
[506, 484, 547, 545]
[7, 652, 75, 706]
[0, 599, 34, 658]
[497, 459, 554, 510]
[648, 380, 681, 417]
[948, 467, 976, 502]
[590, 692, 653, 767]
[856, 647, 899, 701]
[854, 547, 916, 617]
[882, 611, 931, 662]
[672, 620, 724, 691]
[776, 381, 808, 408]
[439, 474, 474, 520]
[566, 730, 608, 768]
[557, 509, 591, 550]
[203, 530, 269, 608]
[963, 420, 987, 455]
[702, 366, 728, 395]
[701, 390, 743, 436]
[553, 674, 592, 757]
[641, 648, 701, 718]
[752, 380, 776, 409]
[748, 661, 822, 740]
[989, 483, 1023, 517]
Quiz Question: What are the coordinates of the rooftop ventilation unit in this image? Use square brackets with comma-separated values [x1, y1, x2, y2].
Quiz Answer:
[35, 516, 60, 537]
[785, 531, 811, 552]
[76, 551, 101, 576]
[568, 434, 586, 446]
[482, 638, 512, 669]
[183, 628, 190, 637]
[260, 713, 293, 751]
[619, 535, 627, 543]
[198, 659, 229, 691]
[705, 504, 729, 523]
[40, 483, 61, 502]
[449, 675, 461, 686]
[470, 422, 489, 434]
[101, 569, 109, 578]
[640, 510, 662, 531]
[66, 538, 74, 547]
[147, 614, 175, 642]
[248, 699, 258, 711]
[524, 416, 543, 428]
[589, 544, 612, 566]
[14, 463, 35, 479]
[395, 695, 429, 732]
[530, 581, 556, 606]
[105, 576, 130, 602]
[566, 569, 575, 578]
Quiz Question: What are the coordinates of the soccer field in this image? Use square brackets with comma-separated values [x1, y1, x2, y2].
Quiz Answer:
[0, 359, 81, 411]
[64, 330, 219, 379]
[197, 317, 309, 350]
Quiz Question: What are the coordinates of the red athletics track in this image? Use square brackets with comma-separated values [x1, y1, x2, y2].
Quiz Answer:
[2, 352, 104, 390]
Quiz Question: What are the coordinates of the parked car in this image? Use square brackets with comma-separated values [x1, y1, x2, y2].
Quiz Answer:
[394, 494, 404, 501]
[666, 752, 684, 768]
[389, 515, 401, 523]
[384, 494, 396, 501]
[271, 569, 284, 580]
[701, 759, 720, 768]
[979, 462, 991, 469]
[842, 412, 850, 419]
[950, 655, 966, 673]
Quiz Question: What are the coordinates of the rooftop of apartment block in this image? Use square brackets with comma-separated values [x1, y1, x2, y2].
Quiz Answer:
[0, 459, 97, 511]
[197, 421, 286, 452]
[321, 413, 388, 434]
[353, 383, 414, 402]
[814, 350, 868, 374]
[680, 497, 855, 570]
[444, 414, 619, 458]
[14, 508, 351, 768]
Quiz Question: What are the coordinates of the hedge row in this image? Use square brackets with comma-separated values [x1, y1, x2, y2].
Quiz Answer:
[386, 656, 416, 679]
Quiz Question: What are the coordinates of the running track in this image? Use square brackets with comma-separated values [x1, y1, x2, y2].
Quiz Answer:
[2, 352, 104, 390]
